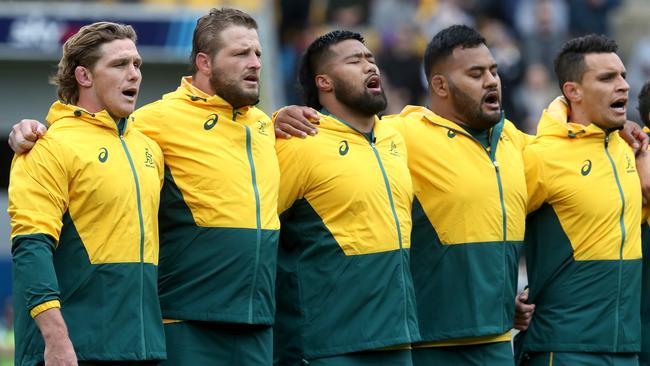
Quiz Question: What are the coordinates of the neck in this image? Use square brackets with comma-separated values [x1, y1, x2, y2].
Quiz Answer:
[568, 103, 591, 126]
[191, 73, 215, 96]
[75, 94, 120, 122]
[430, 98, 480, 131]
[324, 102, 375, 133]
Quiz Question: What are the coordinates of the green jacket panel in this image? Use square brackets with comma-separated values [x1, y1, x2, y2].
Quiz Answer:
[410, 198, 522, 341]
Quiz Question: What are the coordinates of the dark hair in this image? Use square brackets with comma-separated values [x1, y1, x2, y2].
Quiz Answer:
[638, 80, 650, 127]
[298, 30, 364, 110]
[190, 8, 257, 74]
[423, 24, 486, 82]
[553, 34, 618, 91]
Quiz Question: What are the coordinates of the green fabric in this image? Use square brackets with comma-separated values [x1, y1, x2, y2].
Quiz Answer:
[77, 361, 160, 366]
[410, 198, 521, 342]
[304, 349, 413, 366]
[520, 204, 641, 353]
[14, 213, 165, 366]
[275, 199, 419, 361]
[526, 352, 639, 366]
[412, 341, 514, 366]
[11, 233, 59, 314]
[465, 126, 490, 149]
[157, 167, 278, 324]
[640, 223, 650, 366]
[160, 322, 272, 366]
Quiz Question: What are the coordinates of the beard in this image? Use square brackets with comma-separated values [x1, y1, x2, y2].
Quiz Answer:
[448, 80, 502, 130]
[209, 70, 259, 109]
[332, 77, 387, 117]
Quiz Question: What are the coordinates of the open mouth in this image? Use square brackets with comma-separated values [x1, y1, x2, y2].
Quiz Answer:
[122, 88, 137, 99]
[244, 74, 259, 85]
[610, 98, 627, 114]
[483, 91, 500, 111]
[366, 75, 381, 93]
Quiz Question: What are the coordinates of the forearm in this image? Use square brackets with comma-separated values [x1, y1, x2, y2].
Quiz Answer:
[34, 307, 69, 343]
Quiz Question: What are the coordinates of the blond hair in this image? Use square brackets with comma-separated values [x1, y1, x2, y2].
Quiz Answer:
[51, 22, 137, 104]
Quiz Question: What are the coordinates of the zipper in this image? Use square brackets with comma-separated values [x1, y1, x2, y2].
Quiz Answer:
[244, 125, 262, 323]
[436, 122, 508, 329]
[369, 134, 411, 342]
[438, 124, 508, 241]
[118, 118, 146, 357]
[604, 133, 626, 350]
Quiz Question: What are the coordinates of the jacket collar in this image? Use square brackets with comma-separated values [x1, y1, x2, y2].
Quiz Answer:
[166, 76, 254, 118]
[46, 100, 130, 135]
[537, 96, 618, 139]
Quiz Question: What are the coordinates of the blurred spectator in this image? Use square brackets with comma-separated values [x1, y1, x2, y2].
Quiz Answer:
[515, 0, 568, 72]
[0, 298, 13, 366]
[567, 0, 621, 37]
[514, 63, 556, 134]
[479, 18, 526, 125]
[325, 0, 371, 27]
[626, 36, 650, 123]
[378, 25, 427, 111]
[417, 0, 475, 38]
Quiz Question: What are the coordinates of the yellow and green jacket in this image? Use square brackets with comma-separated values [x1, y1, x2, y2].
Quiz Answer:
[133, 77, 280, 324]
[641, 126, 650, 366]
[273, 111, 420, 363]
[518, 97, 642, 355]
[385, 106, 528, 346]
[8, 101, 165, 365]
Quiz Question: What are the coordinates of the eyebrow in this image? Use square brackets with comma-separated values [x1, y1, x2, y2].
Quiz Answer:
[344, 51, 374, 60]
[467, 63, 498, 72]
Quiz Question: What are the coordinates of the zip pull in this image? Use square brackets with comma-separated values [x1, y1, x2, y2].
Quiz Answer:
[605, 134, 610, 148]
[493, 160, 500, 172]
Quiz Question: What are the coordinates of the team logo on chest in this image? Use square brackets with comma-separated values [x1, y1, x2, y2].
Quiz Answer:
[389, 140, 399, 156]
[204, 114, 218, 130]
[625, 153, 636, 173]
[144, 148, 155, 168]
[258, 120, 269, 135]
[98, 147, 108, 163]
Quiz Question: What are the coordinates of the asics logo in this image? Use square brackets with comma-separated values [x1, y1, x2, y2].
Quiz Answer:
[581, 160, 592, 176]
[339, 140, 349, 156]
[98, 147, 108, 163]
[204, 114, 218, 130]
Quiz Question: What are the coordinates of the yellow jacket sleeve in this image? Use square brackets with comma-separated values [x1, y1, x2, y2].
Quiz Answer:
[275, 139, 310, 215]
[523, 145, 548, 214]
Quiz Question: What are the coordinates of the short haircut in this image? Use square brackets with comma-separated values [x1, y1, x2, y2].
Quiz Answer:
[51, 22, 136, 104]
[638, 80, 650, 127]
[298, 30, 365, 110]
[553, 34, 618, 90]
[423, 24, 486, 82]
[190, 7, 258, 74]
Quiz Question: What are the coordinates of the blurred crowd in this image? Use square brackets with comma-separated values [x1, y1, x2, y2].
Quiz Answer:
[277, 0, 626, 134]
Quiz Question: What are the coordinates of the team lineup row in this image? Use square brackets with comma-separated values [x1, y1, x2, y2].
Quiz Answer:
[6, 6, 650, 366]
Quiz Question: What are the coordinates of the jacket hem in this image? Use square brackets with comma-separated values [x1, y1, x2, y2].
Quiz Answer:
[304, 336, 417, 359]
[521, 343, 640, 353]
[161, 310, 274, 325]
[418, 325, 509, 343]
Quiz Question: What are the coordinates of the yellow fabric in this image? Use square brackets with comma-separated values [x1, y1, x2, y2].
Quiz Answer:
[414, 332, 512, 348]
[275, 113, 412, 255]
[162, 319, 184, 324]
[384, 105, 529, 245]
[134, 77, 280, 231]
[29, 300, 61, 318]
[9, 101, 164, 264]
[525, 97, 642, 261]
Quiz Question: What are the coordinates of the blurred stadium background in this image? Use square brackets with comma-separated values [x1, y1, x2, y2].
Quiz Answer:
[1, 0, 650, 363]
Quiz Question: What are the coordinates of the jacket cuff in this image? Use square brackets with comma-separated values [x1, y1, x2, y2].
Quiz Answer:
[30, 299, 61, 318]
